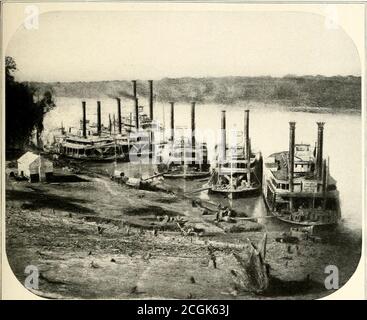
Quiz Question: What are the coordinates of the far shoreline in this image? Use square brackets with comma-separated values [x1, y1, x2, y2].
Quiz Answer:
[51, 96, 362, 116]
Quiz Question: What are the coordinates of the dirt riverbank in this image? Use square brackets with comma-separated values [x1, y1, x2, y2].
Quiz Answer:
[5, 164, 361, 299]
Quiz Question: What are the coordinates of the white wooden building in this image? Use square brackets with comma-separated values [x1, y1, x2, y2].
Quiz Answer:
[17, 152, 53, 182]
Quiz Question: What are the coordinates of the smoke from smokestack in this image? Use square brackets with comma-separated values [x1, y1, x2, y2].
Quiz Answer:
[116, 91, 135, 100]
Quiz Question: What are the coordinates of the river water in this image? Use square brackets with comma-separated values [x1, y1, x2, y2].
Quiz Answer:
[44, 97, 362, 235]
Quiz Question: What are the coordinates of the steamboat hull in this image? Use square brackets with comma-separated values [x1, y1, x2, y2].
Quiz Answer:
[208, 152, 263, 199]
[262, 188, 341, 227]
[163, 171, 210, 179]
[54, 143, 130, 162]
[209, 184, 261, 199]
[128, 145, 166, 161]
[263, 197, 338, 227]
[58, 153, 128, 162]
[54, 138, 130, 162]
[262, 122, 341, 228]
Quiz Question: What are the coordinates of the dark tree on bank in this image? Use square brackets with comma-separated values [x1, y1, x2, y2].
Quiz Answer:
[6, 56, 55, 150]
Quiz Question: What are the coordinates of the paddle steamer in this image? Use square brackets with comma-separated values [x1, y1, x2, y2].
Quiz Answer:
[157, 102, 210, 179]
[52, 100, 129, 161]
[263, 122, 340, 226]
[207, 110, 262, 198]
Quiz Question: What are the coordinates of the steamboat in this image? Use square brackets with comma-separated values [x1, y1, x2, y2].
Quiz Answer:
[263, 122, 341, 226]
[51, 99, 130, 161]
[128, 80, 167, 162]
[207, 110, 262, 198]
[158, 102, 210, 179]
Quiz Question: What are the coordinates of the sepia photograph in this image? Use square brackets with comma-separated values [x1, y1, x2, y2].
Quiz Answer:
[1, 2, 365, 301]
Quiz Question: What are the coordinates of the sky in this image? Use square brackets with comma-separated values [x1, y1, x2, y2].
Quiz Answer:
[6, 10, 361, 82]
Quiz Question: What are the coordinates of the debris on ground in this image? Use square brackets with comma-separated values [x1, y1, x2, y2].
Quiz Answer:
[275, 233, 299, 244]
[231, 233, 269, 294]
[208, 245, 217, 269]
[5, 162, 360, 299]
[177, 222, 205, 237]
[90, 261, 100, 269]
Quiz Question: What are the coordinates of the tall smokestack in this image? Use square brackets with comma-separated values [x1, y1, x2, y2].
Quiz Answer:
[148, 81, 154, 156]
[109, 114, 112, 134]
[191, 102, 196, 161]
[97, 101, 102, 136]
[170, 102, 175, 142]
[244, 110, 251, 185]
[116, 98, 122, 134]
[289, 122, 296, 210]
[221, 110, 226, 161]
[316, 122, 325, 180]
[135, 98, 139, 129]
[132, 80, 139, 129]
[149, 80, 153, 120]
[82, 101, 87, 138]
[244, 110, 249, 145]
[244, 109, 250, 156]
[322, 159, 327, 209]
[132, 80, 137, 98]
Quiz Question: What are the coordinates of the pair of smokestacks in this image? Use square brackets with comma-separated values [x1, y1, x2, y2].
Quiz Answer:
[132, 80, 154, 129]
[81, 101, 102, 137]
[81, 99, 123, 138]
[288, 121, 325, 192]
[220, 110, 251, 156]
[220, 110, 251, 182]
[167, 101, 196, 147]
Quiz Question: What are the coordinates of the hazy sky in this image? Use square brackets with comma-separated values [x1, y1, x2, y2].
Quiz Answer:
[6, 10, 361, 82]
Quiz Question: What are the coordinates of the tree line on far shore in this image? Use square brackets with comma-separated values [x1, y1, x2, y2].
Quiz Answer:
[5, 55, 360, 152]
[28, 75, 361, 111]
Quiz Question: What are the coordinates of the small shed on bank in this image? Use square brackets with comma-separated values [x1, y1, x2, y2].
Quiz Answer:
[17, 152, 53, 182]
